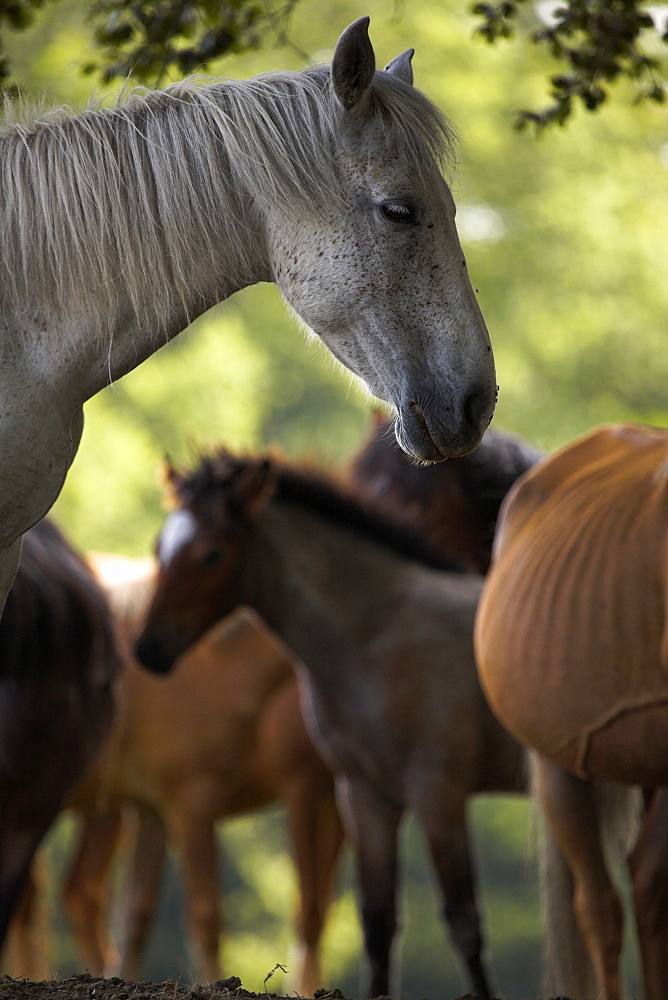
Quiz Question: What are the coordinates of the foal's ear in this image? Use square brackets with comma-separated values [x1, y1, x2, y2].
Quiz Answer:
[331, 16, 376, 112]
[384, 49, 414, 86]
[160, 459, 184, 509]
[232, 459, 276, 516]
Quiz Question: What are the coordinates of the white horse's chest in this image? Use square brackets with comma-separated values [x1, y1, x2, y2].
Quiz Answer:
[0, 340, 84, 546]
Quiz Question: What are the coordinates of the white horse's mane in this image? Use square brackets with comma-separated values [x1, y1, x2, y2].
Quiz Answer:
[0, 68, 457, 339]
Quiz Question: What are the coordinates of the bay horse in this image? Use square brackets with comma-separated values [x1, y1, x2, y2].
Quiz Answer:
[63, 556, 343, 994]
[0, 17, 496, 616]
[0, 519, 119, 955]
[351, 413, 542, 573]
[474, 422, 668, 999]
[135, 449, 525, 1000]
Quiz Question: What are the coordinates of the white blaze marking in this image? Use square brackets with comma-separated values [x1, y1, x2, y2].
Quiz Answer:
[158, 510, 197, 567]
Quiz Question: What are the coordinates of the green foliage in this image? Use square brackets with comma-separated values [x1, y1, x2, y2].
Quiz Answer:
[84, 0, 298, 84]
[0, 0, 298, 90]
[472, 0, 667, 130]
[0, 0, 49, 90]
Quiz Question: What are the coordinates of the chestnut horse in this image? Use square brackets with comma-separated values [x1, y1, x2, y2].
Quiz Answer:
[62, 558, 343, 994]
[135, 450, 525, 1000]
[351, 414, 542, 573]
[0, 16, 496, 616]
[475, 423, 668, 1000]
[0, 520, 118, 956]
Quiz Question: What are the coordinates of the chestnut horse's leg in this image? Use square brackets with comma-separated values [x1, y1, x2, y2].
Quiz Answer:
[3, 854, 51, 978]
[111, 806, 167, 980]
[416, 791, 491, 1000]
[61, 810, 123, 975]
[335, 775, 402, 999]
[284, 771, 345, 996]
[534, 756, 624, 1000]
[170, 803, 221, 983]
[628, 787, 668, 1000]
[0, 854, 36, 962]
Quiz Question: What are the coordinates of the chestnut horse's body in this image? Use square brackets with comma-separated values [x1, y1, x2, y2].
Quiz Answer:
[136, 450, 525, 1000]
[0, 17, 496, 617]
[0, 520, 118, 956]
[475, 423, 668, 999]
[63, 558, 343, 994]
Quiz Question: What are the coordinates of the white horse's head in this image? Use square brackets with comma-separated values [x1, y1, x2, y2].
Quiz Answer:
[267, 17, 496, 461]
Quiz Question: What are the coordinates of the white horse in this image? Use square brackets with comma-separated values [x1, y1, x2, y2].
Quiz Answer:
[0, 16, 495, 609]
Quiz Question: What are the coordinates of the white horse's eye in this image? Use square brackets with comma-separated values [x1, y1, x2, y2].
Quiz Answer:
[380, 201, 416, 224]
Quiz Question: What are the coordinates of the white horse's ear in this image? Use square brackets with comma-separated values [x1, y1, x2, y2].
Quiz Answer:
[384, 49, 414, 86]
[331, 16, 376, 112]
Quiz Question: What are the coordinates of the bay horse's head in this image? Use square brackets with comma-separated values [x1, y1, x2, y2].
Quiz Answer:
[135, 456, 274, 674]
[266, 17, 496, 462]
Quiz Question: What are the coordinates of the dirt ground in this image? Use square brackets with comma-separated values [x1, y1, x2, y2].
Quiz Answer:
[0, 976, 486, 1000]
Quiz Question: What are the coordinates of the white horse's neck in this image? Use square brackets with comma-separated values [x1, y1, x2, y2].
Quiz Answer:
[1, 75, 351, 398]
[0, 68, 344, 556]
[4, 198, 270, 406]
[0, 81, 286, 553]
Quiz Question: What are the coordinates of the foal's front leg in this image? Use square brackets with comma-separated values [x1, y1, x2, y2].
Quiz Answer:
[416, 791, 491, 1000]
[336, 776, 402, 998]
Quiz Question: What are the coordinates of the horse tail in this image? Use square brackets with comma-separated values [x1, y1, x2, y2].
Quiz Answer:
[531, 753, 643, 997]
[536, 791, 598, 997]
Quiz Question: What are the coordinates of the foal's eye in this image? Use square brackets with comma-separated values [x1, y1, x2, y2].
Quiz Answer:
[379, 201, 417, 225]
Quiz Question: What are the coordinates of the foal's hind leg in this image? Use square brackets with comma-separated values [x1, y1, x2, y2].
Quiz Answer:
[533, 756, 624, 1000]
[416, 791, 491, 1000]
[335, 776, 402, 998]
[628, 787, 668, 1000]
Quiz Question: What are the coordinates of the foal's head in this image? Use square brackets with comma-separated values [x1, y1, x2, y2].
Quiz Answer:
[266, 17, 496, 462]
[136, 455, 275, 674]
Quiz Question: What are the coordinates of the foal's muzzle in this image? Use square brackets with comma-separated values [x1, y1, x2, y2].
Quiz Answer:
[134, 624, 192, 675]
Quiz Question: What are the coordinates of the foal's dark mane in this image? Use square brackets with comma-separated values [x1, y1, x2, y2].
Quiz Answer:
[351, 420, 543, 572]
[176, 452, 464, 573]
[353, 421, 542, 517]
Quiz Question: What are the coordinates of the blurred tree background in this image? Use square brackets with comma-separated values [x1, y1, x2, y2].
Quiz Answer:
[3, 0, 665, 996]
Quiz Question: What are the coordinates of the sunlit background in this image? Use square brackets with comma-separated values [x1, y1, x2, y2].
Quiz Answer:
[5, 0, 666, 996]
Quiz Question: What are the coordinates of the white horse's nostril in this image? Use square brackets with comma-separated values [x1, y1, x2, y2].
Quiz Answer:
[464, 393, 483, 429]
[463, 386, 495, 432]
